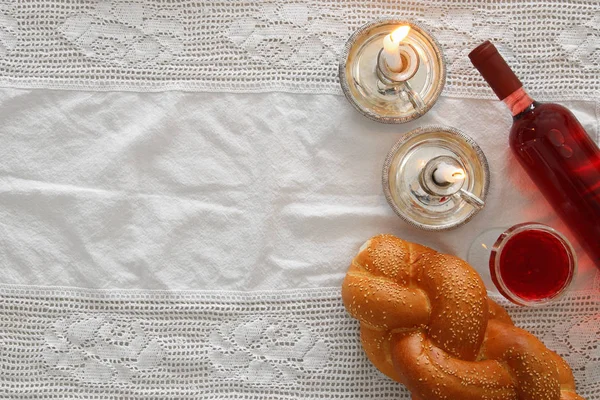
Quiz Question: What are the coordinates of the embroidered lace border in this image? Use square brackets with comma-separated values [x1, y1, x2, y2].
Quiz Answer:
[0, 0, 598, 99]
[1, 285, 598, 399]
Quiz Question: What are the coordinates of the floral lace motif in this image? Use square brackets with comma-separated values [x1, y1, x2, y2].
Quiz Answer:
[208, 317, 329, 385]
[43, 314, 165, 383]
[0, 286, 598, 399]
[0, 0, 598, 99]
[0, 3, 18, 59]
[59, 2, 184, 66]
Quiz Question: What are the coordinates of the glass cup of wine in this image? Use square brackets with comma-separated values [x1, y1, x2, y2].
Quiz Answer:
[467, 222, 577, 306]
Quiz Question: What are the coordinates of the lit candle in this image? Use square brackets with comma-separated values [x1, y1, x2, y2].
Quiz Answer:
[382, 26, 411, 72]
[433, 162, 465, 185]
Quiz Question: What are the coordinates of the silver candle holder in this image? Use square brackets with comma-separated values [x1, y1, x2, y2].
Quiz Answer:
[382, 126, 490, 230]
[339, 19, 446, 124]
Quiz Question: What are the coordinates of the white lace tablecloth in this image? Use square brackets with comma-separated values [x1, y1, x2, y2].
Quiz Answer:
[0, 1, 599, 399]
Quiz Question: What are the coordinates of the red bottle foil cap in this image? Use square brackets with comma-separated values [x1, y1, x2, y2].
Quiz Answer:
[468, 41, 522, 100]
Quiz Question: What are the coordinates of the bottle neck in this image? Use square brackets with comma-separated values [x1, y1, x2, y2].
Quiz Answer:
[502, 87, 534, 117]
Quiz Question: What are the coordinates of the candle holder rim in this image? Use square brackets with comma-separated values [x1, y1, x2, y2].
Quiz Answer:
[377, 44, 420, 83]
[339, 18, 447, 124]
[382, 125, 490, 231]
[420, 154, 467, 196]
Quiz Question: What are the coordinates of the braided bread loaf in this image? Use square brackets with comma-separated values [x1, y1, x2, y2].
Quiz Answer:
[341, 234, 585, 400]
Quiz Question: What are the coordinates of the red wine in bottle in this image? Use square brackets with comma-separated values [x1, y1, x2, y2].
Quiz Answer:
[469, 41, 600, 271]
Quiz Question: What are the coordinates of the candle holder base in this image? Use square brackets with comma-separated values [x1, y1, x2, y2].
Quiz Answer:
[382, 126, 490, 231]
[339, 19, 446, 124]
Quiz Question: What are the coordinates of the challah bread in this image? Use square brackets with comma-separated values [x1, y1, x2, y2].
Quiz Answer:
[341, 234, 585, 400]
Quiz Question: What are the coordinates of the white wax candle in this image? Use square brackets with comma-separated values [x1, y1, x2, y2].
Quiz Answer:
[382, 26, 410, 73]
[433, 162, 465, 185]
[383, 35, 402, 72]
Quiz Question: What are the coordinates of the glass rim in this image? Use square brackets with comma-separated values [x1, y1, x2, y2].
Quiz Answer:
[490, 222, 577, 307]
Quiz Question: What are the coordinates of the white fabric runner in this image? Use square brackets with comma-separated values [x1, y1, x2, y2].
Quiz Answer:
[0, 90, 597, 291]
[0, 0, 599, 398]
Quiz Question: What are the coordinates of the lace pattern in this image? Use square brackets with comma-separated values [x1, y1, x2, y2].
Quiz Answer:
[0, 285, 598, 399]
[0, 0, 598, 99]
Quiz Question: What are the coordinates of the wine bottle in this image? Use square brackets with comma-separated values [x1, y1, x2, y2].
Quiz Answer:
[469, 41, 600, 271]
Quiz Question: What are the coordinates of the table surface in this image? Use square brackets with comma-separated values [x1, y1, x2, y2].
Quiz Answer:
[0, 1, 598, 399]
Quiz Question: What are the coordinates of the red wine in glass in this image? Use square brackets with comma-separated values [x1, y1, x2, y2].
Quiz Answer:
[489, 223, 576, 306]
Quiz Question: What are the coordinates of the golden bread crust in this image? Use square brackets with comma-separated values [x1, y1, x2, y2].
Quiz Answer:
[341, 234, 585, 400]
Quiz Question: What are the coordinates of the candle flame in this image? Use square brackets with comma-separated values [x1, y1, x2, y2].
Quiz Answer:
[452, 169, 465, 180]
[432, 162, 466, 185]
[391, 26, 410, 43]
